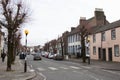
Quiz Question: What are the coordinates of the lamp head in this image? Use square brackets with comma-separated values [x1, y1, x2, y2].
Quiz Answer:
[24, 29, 29, 36]
[87, 37, 90, 42]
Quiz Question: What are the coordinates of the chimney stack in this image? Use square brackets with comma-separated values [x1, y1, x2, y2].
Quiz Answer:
[71, 27, 75, 31]
[79, 17, 86, 26]
[94, 8, 106, 26]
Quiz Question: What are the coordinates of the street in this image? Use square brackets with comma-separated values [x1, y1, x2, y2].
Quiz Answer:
[27, 54, 120, 80]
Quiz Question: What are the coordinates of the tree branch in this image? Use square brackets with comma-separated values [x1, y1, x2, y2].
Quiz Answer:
[13, 3, 21, 25]
[14, 13, 26, 29]
[2, 0, 9, 22]
[0, 20, 8, 28]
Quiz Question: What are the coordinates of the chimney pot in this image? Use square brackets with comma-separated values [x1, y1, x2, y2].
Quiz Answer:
[95, 8, 103, 11]
[80, 17, 86, 20]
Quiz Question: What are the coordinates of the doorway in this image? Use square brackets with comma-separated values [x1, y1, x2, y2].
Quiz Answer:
[98, 48, 101, 60]
[108, 48, 112, 61]
[102, 49, 106, 61]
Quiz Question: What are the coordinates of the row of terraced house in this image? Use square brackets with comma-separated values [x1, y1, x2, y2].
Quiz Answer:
[43, 8, 120, 62]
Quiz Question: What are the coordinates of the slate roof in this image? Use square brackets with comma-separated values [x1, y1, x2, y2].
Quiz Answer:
[90, 19, 120, 34]
[67, 26, 80, 36]
[67, 16, 109, 36]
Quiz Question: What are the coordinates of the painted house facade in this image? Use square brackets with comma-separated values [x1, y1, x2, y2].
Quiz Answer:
[67, 8, 109, 58]
[67, 27, 81, 57]
[90, 20, 120, 62]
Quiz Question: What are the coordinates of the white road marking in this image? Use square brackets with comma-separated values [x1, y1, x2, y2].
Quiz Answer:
[37, 67, 45, 71]
[39, 73, 47, 80]
[89, 75, 100, 80]
[48, 67, 58, 70]
[81, 66, 91, 69]
[59, 67, 69, 69]
[69, 66, 81, 69]
[103, 70, 120, 75]
[73, 70, 100, 80]
[73, 70, 84, 75]
[29, 69, 35, 72]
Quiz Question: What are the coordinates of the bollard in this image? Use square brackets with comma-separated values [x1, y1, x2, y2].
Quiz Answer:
[24, 57, 27, 72]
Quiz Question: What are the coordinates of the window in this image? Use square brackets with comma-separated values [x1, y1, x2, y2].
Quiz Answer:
[114, 45, 119, 57]
[70, 36, 72, 43]
[72, 35, 74, 42]
[77, 34, 78, 41]
[74, 34, 76, 42]
[111, 29, 116, 40]
[101, 32, 105, 41]
[93, 46, 96, 55]
[76, 34, 78, 42]
[93, 34, 96, 43]
[68, 37, 70, 43]
[73, 35, 75, 42]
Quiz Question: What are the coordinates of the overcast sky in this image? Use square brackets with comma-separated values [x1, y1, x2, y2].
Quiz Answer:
[21, 0, 120, 46]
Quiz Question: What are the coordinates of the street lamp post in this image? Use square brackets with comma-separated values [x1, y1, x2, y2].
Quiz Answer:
[25, 30, 29, 49]
[86, 37, 90, 64]
[24, 29, 29, 72]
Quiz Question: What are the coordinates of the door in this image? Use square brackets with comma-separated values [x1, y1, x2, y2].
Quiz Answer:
[102, 49, 106, 61]
[98, 48, 101, 60]
[108, 48, 112, 61]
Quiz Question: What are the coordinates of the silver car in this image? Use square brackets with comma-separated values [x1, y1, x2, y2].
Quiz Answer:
[33, 53, 42, 60]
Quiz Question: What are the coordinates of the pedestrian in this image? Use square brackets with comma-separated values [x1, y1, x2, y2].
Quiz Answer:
[1, 51, 6, 62]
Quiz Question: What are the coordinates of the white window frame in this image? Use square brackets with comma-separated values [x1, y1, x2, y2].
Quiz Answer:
[114, 45, 119, 57]
[111, 29, 116, 40]
[101, 32, 105, 41]
[93, 46, 96, 55]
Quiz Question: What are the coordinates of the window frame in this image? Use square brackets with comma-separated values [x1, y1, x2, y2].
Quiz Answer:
[111, 29, 116, 40]
[101, 32, 105, 41]
[114, 45, 119, 57]
[93, 34, 96, 43]
[93, 46, 96, 55]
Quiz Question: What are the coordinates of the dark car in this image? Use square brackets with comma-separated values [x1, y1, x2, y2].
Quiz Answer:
[33, 53, 42, 60]
[53, 53, 63, 60]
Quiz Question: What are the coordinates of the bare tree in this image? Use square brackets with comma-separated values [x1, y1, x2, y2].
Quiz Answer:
[0, 0, 29, 71]
[79, 26, 89, 63]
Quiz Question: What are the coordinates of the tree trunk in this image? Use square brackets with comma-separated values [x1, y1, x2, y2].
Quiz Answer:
[61, 41, 64, 59]
[11, 34, 15, 64]
[81, 37, 86, 63]
[7, 30, 12, 71]
[13, 39, 17, 64]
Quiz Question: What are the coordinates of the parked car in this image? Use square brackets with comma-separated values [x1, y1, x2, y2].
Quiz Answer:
[48, 53, 54, 59]
[44, 52, 49, 58]
[53, 53, 63, 60]
[41, 51, 45, 57]
[33, 53, 42, 60]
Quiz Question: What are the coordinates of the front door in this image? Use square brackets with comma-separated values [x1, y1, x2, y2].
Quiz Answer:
[102, 49, 106, 61]
[108, 48, 112, 61]
[98, 48, 101, 60]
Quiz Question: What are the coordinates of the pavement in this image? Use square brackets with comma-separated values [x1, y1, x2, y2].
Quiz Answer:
[0, 56, 36, 80]
[66, 57, 120, 71]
